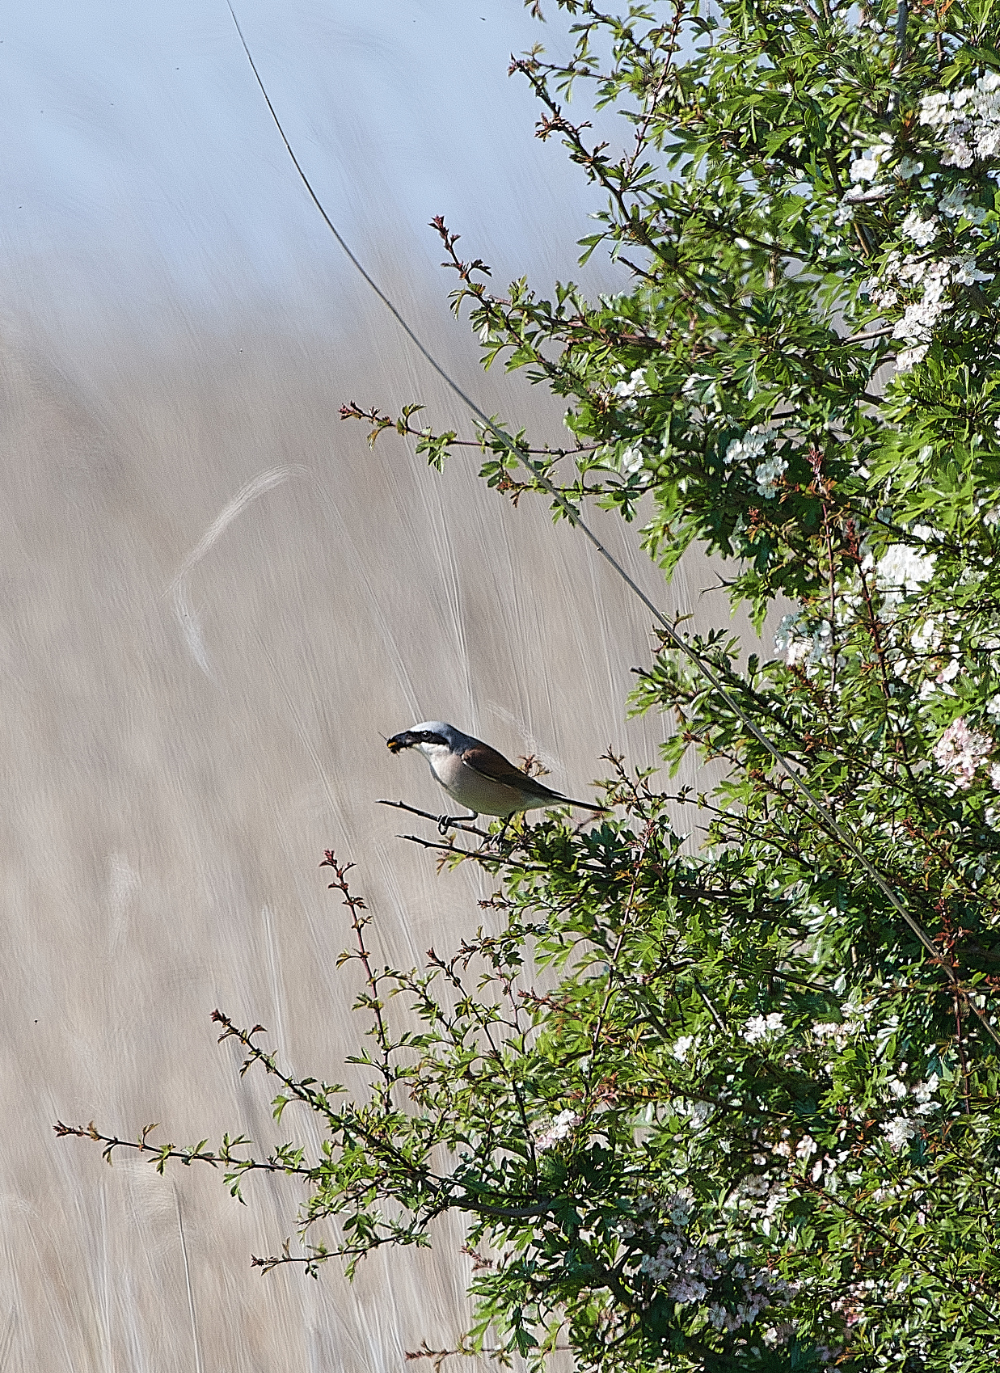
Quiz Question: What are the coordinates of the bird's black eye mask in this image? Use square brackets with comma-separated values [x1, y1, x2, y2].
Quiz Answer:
[387, 730, 449, 753]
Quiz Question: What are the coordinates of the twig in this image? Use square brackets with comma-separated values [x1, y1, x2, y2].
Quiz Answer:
[377, 799, 490, 839]
[321, 852, 394, 1106]
[52, 1120, 310, 1176]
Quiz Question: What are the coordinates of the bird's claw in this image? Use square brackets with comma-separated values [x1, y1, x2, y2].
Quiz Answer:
[437, 812, 479, 836]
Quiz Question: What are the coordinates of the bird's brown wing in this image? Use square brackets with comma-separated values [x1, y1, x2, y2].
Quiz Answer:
[461, 741, 562, 796]
[461, 742, 606, 810]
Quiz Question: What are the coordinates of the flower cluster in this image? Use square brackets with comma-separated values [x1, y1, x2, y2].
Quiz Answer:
[724, 429, 769, 468]
[938, 183, 989, 224]
[743, 1012, 785, 1044]
[850, 139, 893, 184]
[722, 430, 786, 499]
[900, 210, 938, 247]
[865, 538, 936, 605]
[857, 143, 994, 370]
[736, 1168, 789, 1223]
[878, 1074, 941, 1151]
[622, 1196, 794, 1330]
[639, 1230, 726, 1300]
[775, 614, 832, 670]
[707, 1267, 794, 1334]
[835, 137, 925, 223]
[532, 1108, 582, 1152]
[617, 445, 645, 476]
[610, 367, 651, 409]
[920, 73, 1000, 169]
[754, 453, 787, 500]
[812, 1018, 860, 1048]
[931, 717, 993, 789]
[881, 1114, 918, 1152]
[873, 251, 993, 370]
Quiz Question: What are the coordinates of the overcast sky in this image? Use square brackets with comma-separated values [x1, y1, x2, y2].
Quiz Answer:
[0, 0, 621, 338]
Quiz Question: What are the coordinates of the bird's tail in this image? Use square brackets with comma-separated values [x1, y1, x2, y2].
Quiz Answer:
[560, 797, 610, 814]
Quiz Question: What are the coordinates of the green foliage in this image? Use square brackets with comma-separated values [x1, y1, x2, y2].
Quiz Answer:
[66, 1, 1000, 1369]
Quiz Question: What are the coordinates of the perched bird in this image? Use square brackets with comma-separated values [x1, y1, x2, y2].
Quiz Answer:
[387, 721, 607, 830]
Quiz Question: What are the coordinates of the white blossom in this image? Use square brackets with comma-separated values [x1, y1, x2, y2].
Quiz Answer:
[913, 1075, 940, 1114]
[882, 1114, 918, 1151]
[670, 1273, 710, 1303]
[870, 283, 899, 308]
[724, 430, 770, 466]
[611, 368, 650, 408]
[754, 454, 787, 500]
[775, 614, 832, 668]
[896, 344, 929, 371]
[618, 445, 645, 475]
[919, 73, 1000, 168]
[938, 183, 988, 223]
[851, 154, 881, 183]
[743, 1012, 785, 1044]
[932, 717, 993, 789]
[920, 92, 952, 126]
[870, 539, 936, 601]
[850, 140, 893, 182]
[668, 1191, 694, 1227]
[892, 298, 946, 342]
[833, 197, 855, 227]
[864, 246, 994, 361]
[672, 1034, 696, 1062]
[724, 429, 787, 498]
[740, 1174, 772, 1197]
[888, 257, 959, 343]
[682, 1098, 713, 1126]
[635, 1220, 792, 1329]
[533, 1108, 582, 1151]
[911, 617, 942, 654]
[901, 210, 939, 246]
[952, 255, 993, 285]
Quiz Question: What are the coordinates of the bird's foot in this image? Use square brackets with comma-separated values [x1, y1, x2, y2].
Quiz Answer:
[478, 814, 523, 851]
[437, 812, 479, 836]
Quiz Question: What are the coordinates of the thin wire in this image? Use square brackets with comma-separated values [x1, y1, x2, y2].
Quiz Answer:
[224, 3, 999, 1044]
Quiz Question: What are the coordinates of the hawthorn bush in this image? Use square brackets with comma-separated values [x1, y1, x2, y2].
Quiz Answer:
[64, 2, 1000, 1368]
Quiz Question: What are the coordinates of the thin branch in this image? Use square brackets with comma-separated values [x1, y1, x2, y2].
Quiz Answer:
[378, 799, 491, 839]
[53, 1120, 311, 1176]
[321, 852, 394, 1106]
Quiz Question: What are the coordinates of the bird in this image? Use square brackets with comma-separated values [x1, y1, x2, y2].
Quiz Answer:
[386, 721, 608, 833]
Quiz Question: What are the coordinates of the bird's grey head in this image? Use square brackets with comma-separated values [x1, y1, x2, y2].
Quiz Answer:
[386, 721, 467, 755]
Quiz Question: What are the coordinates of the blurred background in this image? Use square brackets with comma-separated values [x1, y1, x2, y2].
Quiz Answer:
[0, 3, 753, 1368]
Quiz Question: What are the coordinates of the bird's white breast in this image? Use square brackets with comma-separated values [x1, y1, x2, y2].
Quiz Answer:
[418, 742, 526, 816]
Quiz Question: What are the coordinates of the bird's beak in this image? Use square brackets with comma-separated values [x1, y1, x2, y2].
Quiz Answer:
[386, 731, 416, 753]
